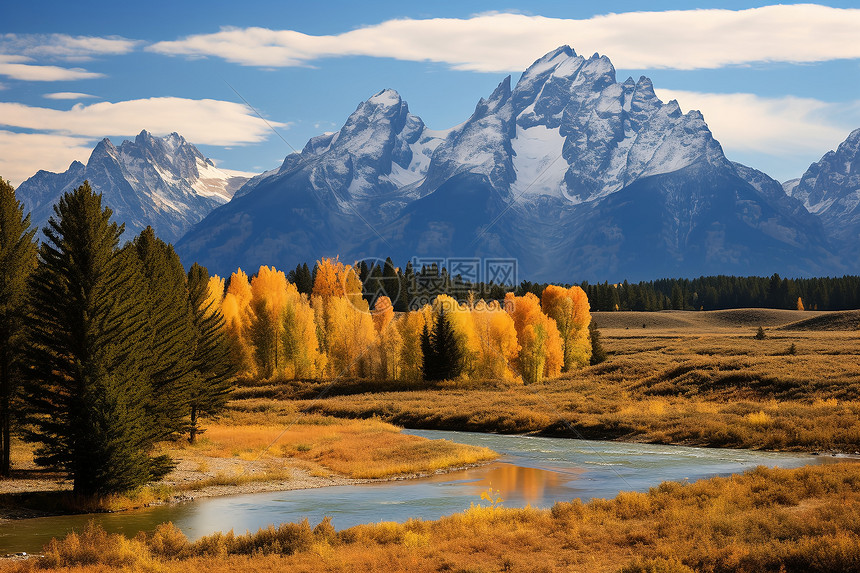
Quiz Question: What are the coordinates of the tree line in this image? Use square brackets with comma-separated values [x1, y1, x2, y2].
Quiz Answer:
[0, 180, 237, 494]
[289, 259, 860, 313]
[521, 275, 860, 312]
[217, 260, 594, 386]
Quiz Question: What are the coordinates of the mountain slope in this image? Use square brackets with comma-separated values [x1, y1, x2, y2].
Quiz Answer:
[177, 46, 840, 282]
[17, 130, 250, 243]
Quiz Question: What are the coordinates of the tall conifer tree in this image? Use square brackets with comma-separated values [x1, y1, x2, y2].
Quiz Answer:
[134, 227, 194, 439]
[421, 309, 463, 381]
[25, 182, 170, 494]
[0, 179, 38, 476]
[187, 263, 237, 443]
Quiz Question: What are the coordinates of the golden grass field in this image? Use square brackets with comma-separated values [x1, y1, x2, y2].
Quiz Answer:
[186, 414, 497, 479]
[265, 309, 860, 453]
[4, 309, 860, 571]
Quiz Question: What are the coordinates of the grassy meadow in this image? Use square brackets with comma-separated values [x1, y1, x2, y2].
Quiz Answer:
[4, 308, 860, 572]
[250, 309, 860, 453]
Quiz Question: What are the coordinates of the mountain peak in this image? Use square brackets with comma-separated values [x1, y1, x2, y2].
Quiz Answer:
[135, 129, 155, 144]
[487, 76, 512, 105]
[787, 126, 860, 241]
[368, 88, 402, 107]
[17, 131, 249, 244]
[177, 46, 844, 282]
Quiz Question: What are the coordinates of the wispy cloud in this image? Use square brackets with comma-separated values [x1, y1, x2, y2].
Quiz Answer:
[0, 97, 286, 185]
[655, 89, 860, 157]
[0, 55, 103, 81]
[43, 92, 99, 100]
[0, 98, 285, 146]
[0, 33, 141, 61]
[148, 5, 860, 72]
[0, 130, 94, 186]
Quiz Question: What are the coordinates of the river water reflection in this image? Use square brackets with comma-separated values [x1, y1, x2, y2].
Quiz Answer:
[0, 430, 833, 554]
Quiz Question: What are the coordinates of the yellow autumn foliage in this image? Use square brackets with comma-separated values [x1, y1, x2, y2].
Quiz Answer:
[541, 284, 592, 370]
[504, 292, 563, 384]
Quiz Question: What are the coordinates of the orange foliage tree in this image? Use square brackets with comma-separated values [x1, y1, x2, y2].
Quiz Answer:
[471, 299, 520, 382]
[371, 296, 403, 380]
[281, 284, 325, 379]
[396, 307, 429, 382]
[504, 292, 563, 384]
[312, 257, 376, 377]
[541, 285, 592, 370]
[221, 269, 254, 374]
[248, 266, 290, 378]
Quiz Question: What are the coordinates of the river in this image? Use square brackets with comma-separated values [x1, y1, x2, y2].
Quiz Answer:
[0, 430, 833, 554]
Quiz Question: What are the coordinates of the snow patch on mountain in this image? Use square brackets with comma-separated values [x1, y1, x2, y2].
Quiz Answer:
[511, 124, 567, 198]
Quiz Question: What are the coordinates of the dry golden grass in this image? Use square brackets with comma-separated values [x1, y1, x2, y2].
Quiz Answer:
[264, 311, 860, 453]
[185, 416, 496, 479]
[9, 462, 860, 573]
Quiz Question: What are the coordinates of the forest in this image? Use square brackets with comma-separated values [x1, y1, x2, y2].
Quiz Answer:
[290, 258, 860, 312]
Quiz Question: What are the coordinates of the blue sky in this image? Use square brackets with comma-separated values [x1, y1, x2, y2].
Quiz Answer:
[2, 1, 859, 185]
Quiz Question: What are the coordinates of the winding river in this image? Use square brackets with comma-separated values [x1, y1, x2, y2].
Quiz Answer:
[0, 430, 835, 554]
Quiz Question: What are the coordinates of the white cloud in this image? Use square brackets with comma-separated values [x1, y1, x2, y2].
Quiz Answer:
[43, 92, 99, 100]
[654, 89, 860, 157]
[0, 33, 140, 61]
[0, 131, 94, 186]
[0, 97, 286, 185]
[0, 55, 103, 81]
[148, 5, 860, 72]
[0, 98, 285, 146]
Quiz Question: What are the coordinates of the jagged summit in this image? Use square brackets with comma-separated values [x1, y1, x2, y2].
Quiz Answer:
[17, 131, 250, 243]
[785, 128, 860, 257]
[169, 45, 842, 280]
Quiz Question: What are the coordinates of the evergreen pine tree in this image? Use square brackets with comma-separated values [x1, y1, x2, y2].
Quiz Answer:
[422, 309, 463, 381]
[0, 178, 38, 476]
[435, 309, 463, 379]
[24, 182, 170, 495]
[420, 322, 436, 381]
[398, 261, 414, 312]
[186, 263, 238, 443]
[134, 227, 194, 440]
[381, 257, 400, 306]
[588, 321, 607, 365]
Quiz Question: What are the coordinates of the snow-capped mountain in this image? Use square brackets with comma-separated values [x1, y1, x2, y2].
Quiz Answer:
[18, 130, 251, 243]
[177, 46, 840, 281]
[784, 128, 860, 258]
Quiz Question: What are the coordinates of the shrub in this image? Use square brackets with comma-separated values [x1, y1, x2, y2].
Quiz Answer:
[145, 522, 190, 559]
[621, 557, 695, 573]
[39, 521, 153, 569]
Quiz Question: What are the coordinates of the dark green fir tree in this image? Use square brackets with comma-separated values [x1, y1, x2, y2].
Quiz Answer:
[134, 227, 194, 440]
[24, 181, 171, 495]
[0, 178, 38, 476]
[186, 263, 238, 444]
[421, 309, 463, 382]
[588, 321, 607, 365]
